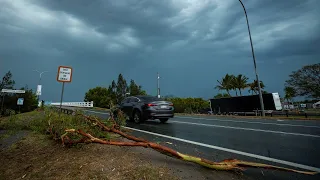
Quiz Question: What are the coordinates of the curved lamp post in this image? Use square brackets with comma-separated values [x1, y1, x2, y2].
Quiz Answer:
[238, 0, 265, 117]
[33, 70, 49, 101]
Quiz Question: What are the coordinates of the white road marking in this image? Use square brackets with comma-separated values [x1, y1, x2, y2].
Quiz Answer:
[124, 126, 320, 173]
[175, 116, 320, 129]
[170, 120, 320, 138]
[82, 110, 320, 136]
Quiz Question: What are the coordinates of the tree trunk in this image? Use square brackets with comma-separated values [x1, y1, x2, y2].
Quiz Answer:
[238, 89, 242, 96]
[226, 90, 231, 96]
[287, 98, 290, 110]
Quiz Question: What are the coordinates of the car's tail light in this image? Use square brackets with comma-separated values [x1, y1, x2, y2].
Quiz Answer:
[147, 103, 157, 106]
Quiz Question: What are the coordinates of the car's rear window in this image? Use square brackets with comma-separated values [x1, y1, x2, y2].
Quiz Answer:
[139, 96, 163, 101]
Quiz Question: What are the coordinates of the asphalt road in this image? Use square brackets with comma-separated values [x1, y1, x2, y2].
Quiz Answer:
[81, 109, 320, 180]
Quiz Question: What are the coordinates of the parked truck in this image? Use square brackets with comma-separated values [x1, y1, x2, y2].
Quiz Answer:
[209, 92, 282, 114]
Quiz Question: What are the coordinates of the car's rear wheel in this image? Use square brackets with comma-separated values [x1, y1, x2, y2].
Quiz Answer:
[128, 113, 134, 121]
[133, 110, 142, 124]
[159, 118, 169, 123]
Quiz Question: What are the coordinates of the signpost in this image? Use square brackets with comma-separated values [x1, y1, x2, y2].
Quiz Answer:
[17, 98, 24, 105]
[56, 66, 73, 115]
[17, 98, 24, 113]
[1, 89, 26, 114]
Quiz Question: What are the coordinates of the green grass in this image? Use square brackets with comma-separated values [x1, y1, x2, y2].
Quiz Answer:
[0, 107, 121, 142]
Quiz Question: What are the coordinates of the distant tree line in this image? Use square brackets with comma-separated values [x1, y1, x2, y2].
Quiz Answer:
[0, 71, 38, 116]
[214, 63, 319, 103]
[214, 74, 268, 98]
[84, 74, 211, 113]
[84, 74, 147, 108]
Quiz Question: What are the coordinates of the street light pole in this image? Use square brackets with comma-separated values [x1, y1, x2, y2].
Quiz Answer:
[33, 70, 49, 101]
[238, 0, 265, 117]
[157, 72, 160, 98]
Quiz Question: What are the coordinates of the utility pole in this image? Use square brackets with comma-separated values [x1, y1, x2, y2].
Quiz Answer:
[238, 0, 265, 117]
[157, 72, 160, 98]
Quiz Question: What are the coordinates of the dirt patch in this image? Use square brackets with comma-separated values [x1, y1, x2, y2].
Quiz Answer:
[0, 130, 29, 150]
[0, 133, 179, 180]
[0, 132, 252, 180]
[127, 145, 252, 180]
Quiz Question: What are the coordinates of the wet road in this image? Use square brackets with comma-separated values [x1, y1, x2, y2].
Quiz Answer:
[82, 109, 320, 180]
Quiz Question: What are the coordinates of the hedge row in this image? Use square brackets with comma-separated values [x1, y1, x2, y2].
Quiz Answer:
[164, 97, 210, 113]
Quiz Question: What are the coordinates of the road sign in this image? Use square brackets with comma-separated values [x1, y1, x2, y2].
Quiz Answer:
[57, 66, 73, 83]
[1, 89, 26, 93]
[17, 98, 24, 105]
[56, 66, 72, 116]
[36, 85, 42, 95]
[300, 104, 307, 108]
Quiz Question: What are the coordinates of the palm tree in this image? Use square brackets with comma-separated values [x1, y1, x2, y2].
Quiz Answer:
[231, 77, 238, 96]
[232, 74, 249, 96]
[215, 74, 234, 96]
[248, 80, 265, 95]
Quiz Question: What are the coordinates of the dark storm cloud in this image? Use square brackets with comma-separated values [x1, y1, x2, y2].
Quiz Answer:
[36, 0, 187, 47]
[0, 0, 319, 101]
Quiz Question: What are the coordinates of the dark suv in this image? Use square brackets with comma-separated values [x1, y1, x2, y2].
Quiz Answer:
[116, 95, 174, 123]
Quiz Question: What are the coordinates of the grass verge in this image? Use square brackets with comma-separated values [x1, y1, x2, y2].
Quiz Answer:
[0, 132, 178, 180]
[0, 108, 179, 180]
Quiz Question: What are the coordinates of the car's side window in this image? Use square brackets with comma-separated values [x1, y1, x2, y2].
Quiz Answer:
[130, 97, 139, 103]
[121, 98, 129, 104]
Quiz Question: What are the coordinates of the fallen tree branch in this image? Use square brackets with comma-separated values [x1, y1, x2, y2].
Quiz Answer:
[62, 128, 317, 175]
[80, 114, 148, 143]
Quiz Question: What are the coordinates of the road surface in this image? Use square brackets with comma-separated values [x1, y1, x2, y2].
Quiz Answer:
[78, 108, 320, 180]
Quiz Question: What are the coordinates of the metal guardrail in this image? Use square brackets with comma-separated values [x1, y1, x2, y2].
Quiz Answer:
[50, 101, 94, 108]
[51, 106, 76, 115]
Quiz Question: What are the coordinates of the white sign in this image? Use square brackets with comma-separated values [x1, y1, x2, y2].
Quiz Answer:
[1, 89, 25, 93]
[36, 85, 42, 95]
[57, 66, 72, 82]
[17, 98, 24, 105]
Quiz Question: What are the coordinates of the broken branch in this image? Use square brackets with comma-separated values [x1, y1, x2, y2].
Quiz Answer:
[63, 128, 317, 175]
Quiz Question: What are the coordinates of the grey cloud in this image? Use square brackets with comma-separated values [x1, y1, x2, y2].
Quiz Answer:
[0, 0, 319, 101]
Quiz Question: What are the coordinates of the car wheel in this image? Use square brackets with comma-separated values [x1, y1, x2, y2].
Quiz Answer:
[159, 118, 168, 123]
[128, 112, 134, 122]
[133, 110, 142, 124]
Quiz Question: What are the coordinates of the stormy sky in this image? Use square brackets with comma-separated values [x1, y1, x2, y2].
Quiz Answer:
[0, 0, 319, 102]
